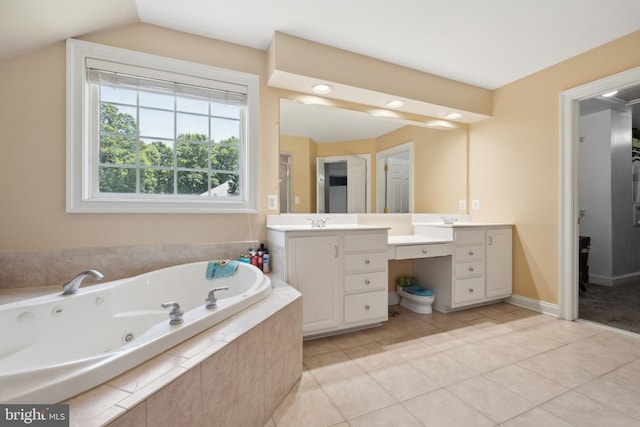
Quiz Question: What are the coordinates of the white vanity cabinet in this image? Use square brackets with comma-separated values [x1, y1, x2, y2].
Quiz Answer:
[414, 225, 512, 312]
[268, 227, 388, 337]
[286, 235, 342, 334]
[486, 228, 513, 298]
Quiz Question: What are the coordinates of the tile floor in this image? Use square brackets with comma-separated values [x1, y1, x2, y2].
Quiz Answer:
[265, 303, 640, 426]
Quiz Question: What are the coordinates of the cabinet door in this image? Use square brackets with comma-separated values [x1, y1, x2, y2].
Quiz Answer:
[287, 235, 341, 334]
[486, 228, 513, 298]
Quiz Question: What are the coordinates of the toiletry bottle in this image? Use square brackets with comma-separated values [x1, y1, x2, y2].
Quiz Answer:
[257, 245, 264, 271]
[249, 247, 258, 267]
[262, 247, 270, 273]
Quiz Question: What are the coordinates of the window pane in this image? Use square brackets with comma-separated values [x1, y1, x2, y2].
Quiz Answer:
[177, 113, 208, 140]
[211, 117, 240, 143]
[140, 168, 174, 194]
[139, 108, 174, 139]
[210, 143, 239, 172]
[140, 139, 174, 167]
[177, 141, 209, 169]
[177, 170, 208, 195]
[101, 85, 136, 105]
[211, 102, 240, 119]
[210, 173, 239, 197]
[99, 167, 136, 193]
[101, 104, 137, 137]
[100, 135, 138, 165]
[139, 91, 174, 110]
[177, 96, 208, 114]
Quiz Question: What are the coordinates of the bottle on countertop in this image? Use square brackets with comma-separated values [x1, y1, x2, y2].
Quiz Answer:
[257, 244, 264, 271]
[262, 247, 270, 273]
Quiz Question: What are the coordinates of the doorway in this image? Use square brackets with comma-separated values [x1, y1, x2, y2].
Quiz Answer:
[559, 66, 640, 334]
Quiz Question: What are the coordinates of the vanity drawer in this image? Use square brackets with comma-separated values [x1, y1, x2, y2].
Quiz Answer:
[454, 261, 485, 279]
[344, 291, 388, 324]
[344, 252, 388, 272]
[454, 245, 485, 262]
[344, 232, 388, 253]
[453, 277, 486, 304]
[394, 243, 452, 260]
[454, 230, 485, 244]
[344, 271, 387, 293]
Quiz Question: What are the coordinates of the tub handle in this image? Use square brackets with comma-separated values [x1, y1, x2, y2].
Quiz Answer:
[161, 302, 184, 325]
[206, 286, 229, 310]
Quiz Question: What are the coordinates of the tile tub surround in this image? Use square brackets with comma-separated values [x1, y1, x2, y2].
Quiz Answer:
[0, 241, 259, 290]
[57, 282, 301, 427]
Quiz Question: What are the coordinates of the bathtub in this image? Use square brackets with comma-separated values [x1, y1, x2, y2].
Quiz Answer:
[0, 261, 271, 404]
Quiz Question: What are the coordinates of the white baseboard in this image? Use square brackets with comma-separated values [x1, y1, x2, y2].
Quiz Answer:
[589, 272, 640, 287]
[505, 294, 559, 318]
[388, 291, 400, 305]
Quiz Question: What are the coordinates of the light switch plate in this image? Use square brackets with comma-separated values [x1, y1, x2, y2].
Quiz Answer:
[472, 200, 480, 210]
[459, 200, 466, 211]
[267, 195, 278, 210]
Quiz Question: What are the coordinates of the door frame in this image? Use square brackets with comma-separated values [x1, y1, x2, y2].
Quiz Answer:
[558, 66, 640, 320]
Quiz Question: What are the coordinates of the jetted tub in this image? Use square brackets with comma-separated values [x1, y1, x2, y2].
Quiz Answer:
[0, 261, 271, 404]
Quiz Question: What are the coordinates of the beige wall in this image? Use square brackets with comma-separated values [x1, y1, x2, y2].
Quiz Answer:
[0, 23, 280, 251]
[469, 30, 640, 304]
[3, 20, 640, 309]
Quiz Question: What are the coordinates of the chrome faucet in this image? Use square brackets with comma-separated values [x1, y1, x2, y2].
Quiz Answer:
[161, 302, 184, 325]
[61, 269, 104, 295]
[442, 217, 459, 225]
[307, 216, 330, 228]
[205, 286, 229, 309]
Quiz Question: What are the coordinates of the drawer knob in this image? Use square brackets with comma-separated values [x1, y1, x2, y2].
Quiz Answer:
[365, 304, 370, 310]
[469, 250, 474, 256]
[469, 267, 474, 272]
[365, 279, 370, 285]
[364, 259, 370, 265]
[422, 248, 428, 254]
[468, 288, 474, 293]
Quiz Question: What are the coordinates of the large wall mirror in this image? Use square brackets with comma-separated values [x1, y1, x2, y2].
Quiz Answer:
[279, 98, 468, 214]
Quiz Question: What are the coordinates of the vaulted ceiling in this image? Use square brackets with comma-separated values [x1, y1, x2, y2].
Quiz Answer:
[3, 0, 640, 90]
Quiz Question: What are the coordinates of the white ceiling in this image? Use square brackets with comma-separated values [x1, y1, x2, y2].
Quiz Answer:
[3, 0, 640, 90]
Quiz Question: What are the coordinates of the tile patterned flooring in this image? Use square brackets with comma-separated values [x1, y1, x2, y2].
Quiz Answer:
[265, 303, 640, 426]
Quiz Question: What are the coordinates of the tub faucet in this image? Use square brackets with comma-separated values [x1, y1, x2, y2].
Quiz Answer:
[61, 270, 104, 295]
[205, 286, 229, 309]
[161, 302, 184, 325]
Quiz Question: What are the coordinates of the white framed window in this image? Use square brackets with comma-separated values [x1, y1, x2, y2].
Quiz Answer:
[66, 39, 259, 213]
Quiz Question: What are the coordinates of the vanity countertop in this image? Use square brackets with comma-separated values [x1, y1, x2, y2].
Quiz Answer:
[388, 235, 452, 245]
[416, 222, 513, 228]
[267, 224, 390, 232]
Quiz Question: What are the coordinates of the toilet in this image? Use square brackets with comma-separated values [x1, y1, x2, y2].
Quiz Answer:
[396, 277, 435, 314]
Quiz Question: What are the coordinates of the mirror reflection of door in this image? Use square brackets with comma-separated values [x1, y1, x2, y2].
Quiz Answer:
[376, 142, 413, 213]
[279, 153, 292, 213]
[385, 157, 410, 213]
[317, 156, 367, 213]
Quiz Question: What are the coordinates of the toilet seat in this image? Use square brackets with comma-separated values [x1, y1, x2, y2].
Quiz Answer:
[397, 285, 435, 314]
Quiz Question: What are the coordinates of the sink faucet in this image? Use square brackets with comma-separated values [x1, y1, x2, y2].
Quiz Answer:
[442, 217, 459, 225]
[161, 302, 184, 325]
[61, 269, 104, 295]
[307, 216, 330, 228]
[205, 286, 229, 309]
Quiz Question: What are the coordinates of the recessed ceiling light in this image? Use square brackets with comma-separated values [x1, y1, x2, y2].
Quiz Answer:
[312, 84, 332, 94]
[445, 112, 462, 119]
[386, 100, 404, 108]
[602, 90, 618, 97]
